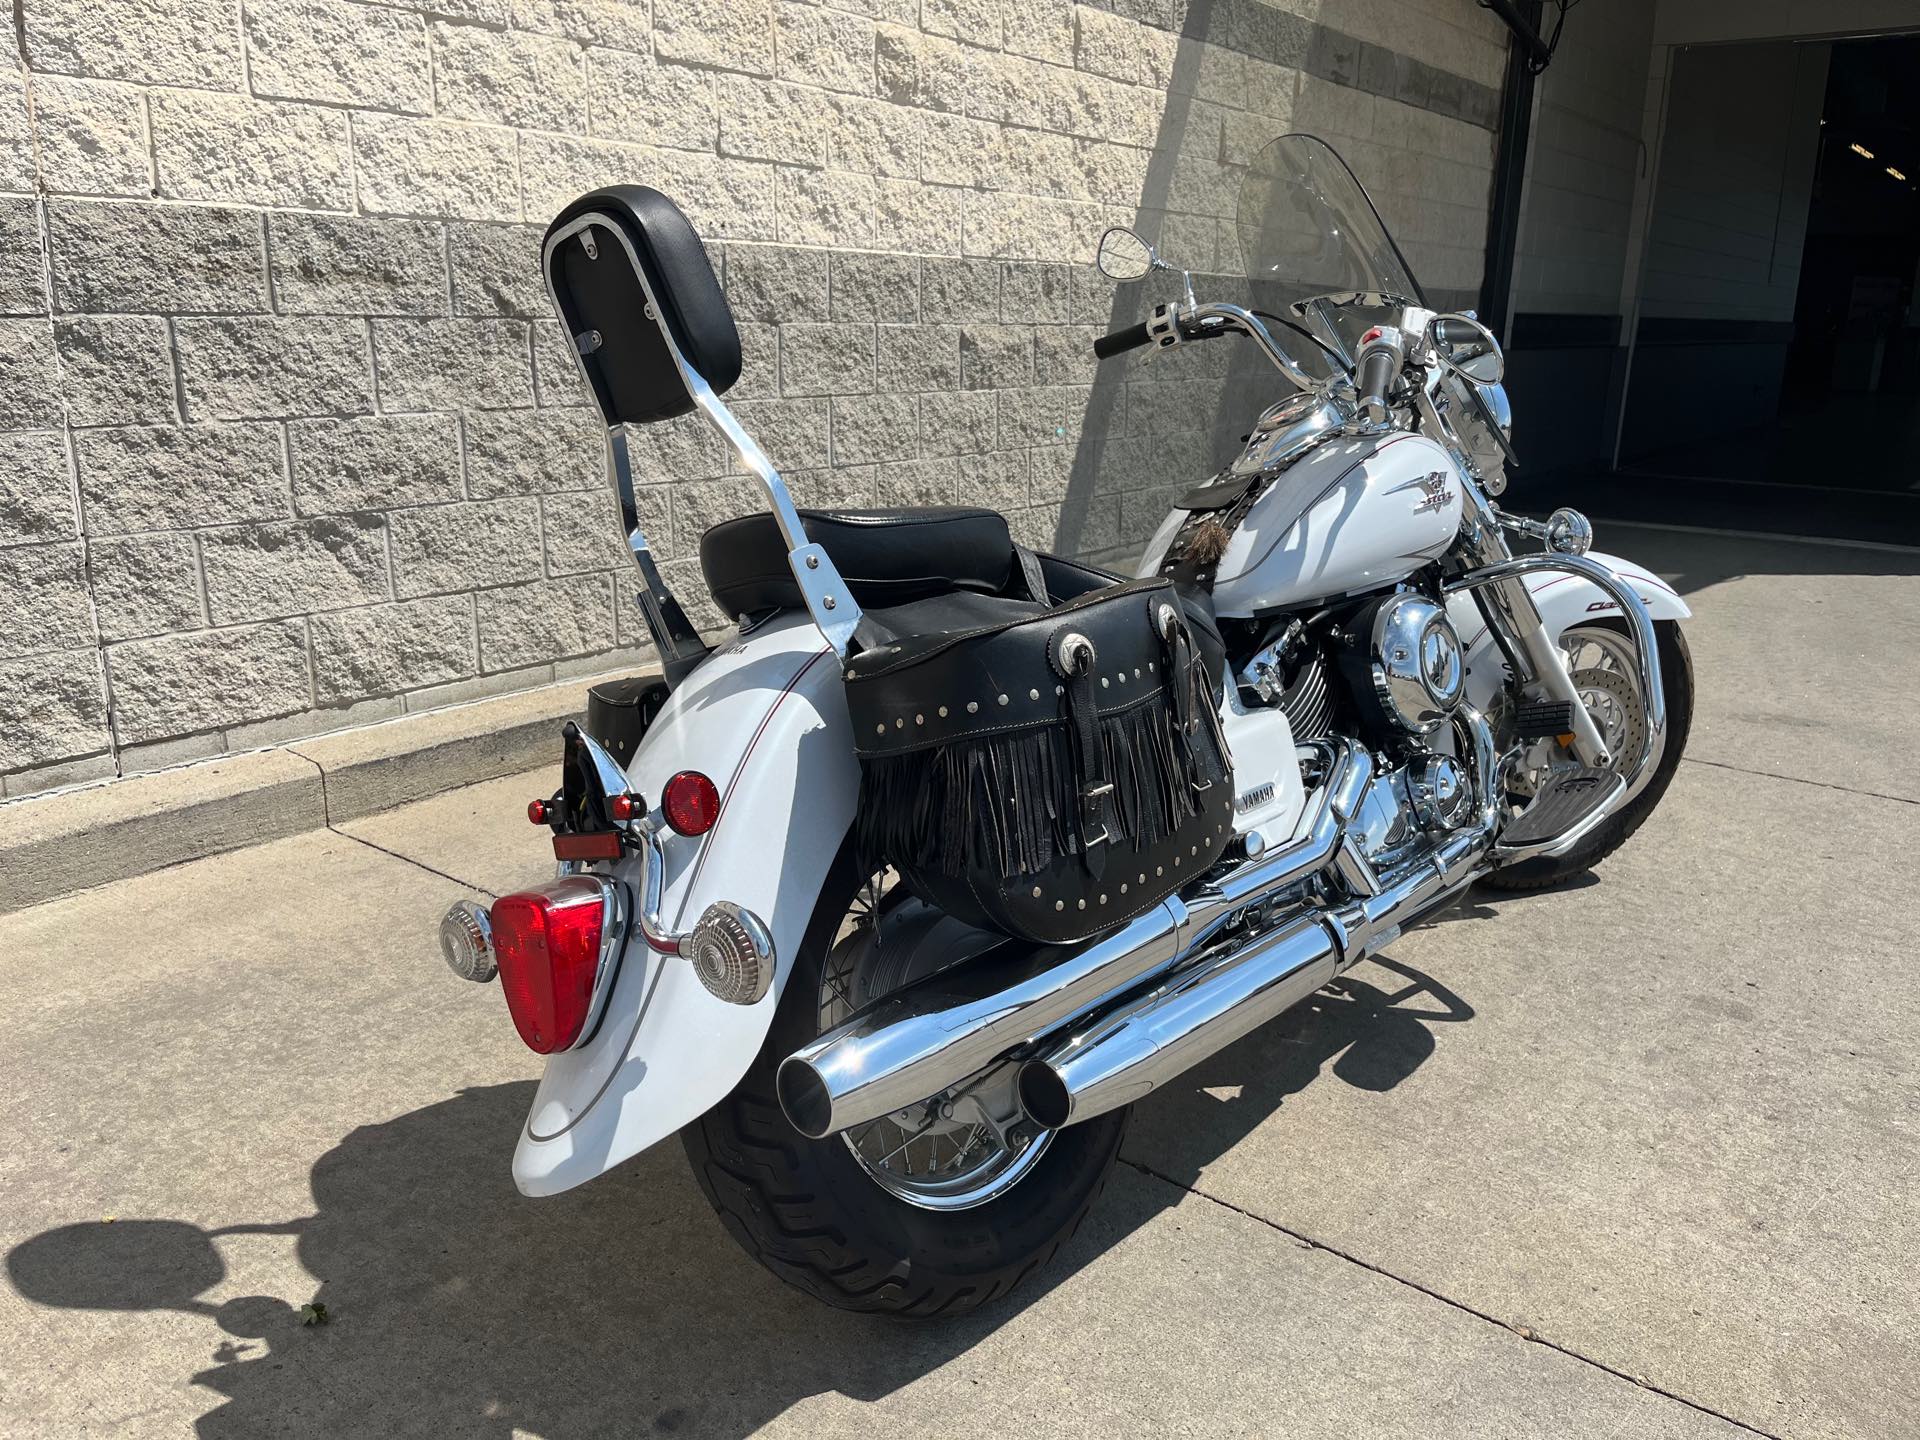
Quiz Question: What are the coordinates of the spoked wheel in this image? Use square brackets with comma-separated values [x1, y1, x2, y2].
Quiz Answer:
[820, 872, 1055, 1211]
[682, 849, 1128, 1316]
[1482, 619, 1693, 893]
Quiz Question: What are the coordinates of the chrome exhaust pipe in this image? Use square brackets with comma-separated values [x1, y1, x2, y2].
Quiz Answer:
[775, 740, 1373, 1139]
[1017, 918, 1340, 1130]
[1018, 805, 1500, 1131]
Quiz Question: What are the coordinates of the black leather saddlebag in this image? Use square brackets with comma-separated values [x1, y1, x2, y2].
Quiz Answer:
[846, 577, 1233, 945]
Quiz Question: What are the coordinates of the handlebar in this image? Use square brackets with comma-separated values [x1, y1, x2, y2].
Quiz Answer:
[1086, 301, 1320, 393]
[1354, 325, 1405, 428]
[1356, 348, 1398, 414]
[1093, 321, 1153, 359]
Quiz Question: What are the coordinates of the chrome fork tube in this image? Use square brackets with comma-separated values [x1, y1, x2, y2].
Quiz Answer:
[1445, 554, 1666, 795]
[1454, 488, 1613, 768]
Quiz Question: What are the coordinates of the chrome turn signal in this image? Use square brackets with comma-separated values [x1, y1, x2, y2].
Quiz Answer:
[685, 901, 774, 1006]
[440, 900, 497, 982]
[1545, 507, 1593, 556]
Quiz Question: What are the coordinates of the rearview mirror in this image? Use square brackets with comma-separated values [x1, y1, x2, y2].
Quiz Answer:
[1458, 351, 1502, 384]
[1095, 227, 1155, 282]
[1426, 312, 1505, 385]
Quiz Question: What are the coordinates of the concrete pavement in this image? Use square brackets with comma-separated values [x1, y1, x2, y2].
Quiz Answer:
[2, 523, 1915, 1438]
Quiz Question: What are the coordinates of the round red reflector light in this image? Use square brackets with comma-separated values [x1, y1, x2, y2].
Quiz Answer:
[662, 771, 721, 836]
[527, 798, 548, 825]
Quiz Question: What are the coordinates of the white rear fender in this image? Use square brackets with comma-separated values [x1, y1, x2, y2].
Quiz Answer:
[512, 613, 855, 1197]
[1450, 549, 1690, 712]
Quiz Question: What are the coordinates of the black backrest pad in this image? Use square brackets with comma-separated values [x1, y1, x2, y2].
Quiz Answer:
[544, 187, 742, 425]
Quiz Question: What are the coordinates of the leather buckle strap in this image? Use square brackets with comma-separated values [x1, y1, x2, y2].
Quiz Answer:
[1050, 628, 1111, 872]
[1155, 598, 1221, 794]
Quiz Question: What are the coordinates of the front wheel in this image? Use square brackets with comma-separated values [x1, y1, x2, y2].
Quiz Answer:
[682, 858, 1128, 1317]
[1481, 619, 1694, 893]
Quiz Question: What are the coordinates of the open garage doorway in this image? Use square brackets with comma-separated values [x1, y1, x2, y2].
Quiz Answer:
[1614, 33, 1920, 542]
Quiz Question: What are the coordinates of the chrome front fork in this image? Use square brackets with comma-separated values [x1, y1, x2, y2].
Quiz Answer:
[1451, 491, 1616, 769]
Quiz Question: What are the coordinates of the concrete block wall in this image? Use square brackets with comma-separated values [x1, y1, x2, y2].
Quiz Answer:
[0, 0, 1507, 799]
[1510, 0, 1654, 319]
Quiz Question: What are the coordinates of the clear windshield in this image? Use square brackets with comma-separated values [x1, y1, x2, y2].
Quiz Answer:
[1236, 134, 1424, 365]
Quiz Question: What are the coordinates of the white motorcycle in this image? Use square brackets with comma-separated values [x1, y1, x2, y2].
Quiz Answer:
[438, 134, 1692, 1316]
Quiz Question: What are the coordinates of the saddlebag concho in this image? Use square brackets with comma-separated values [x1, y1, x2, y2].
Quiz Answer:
[847, 577, 1233, 945]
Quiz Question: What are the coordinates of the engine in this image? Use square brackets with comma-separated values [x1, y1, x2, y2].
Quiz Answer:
[1345, 592, 1467, 740]
[1234, 587, 1476, 874]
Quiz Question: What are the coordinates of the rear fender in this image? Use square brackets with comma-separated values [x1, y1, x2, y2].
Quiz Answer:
[513, 613, 854, 1196]
[1451, 549, 1690, 713]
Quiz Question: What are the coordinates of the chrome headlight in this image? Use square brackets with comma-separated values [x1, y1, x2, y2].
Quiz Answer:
[1370, 596, 1465, 734]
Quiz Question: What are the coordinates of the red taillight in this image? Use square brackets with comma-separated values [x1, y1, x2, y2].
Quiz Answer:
[662, 770, 721, 835]
[527, 798, 548, 825]
[609, 793, 638, 822]
[490, 878, 609, 1053]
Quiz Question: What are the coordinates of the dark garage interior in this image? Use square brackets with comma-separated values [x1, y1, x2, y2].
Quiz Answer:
[1501, 20, 1920, 546]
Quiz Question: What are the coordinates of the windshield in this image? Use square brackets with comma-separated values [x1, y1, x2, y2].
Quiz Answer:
[1236, 134, 1425, 364]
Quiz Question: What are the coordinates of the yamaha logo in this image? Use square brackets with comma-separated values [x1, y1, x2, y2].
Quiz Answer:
[1235, 782, 1275, 813]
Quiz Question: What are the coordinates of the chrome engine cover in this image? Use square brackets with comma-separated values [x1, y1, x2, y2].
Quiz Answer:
[1352, 750, 1476, 872]
[1369, 595, 1465, 734]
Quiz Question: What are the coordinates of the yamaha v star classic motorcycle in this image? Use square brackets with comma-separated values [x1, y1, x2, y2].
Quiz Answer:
[438, 134, 1693, 1315]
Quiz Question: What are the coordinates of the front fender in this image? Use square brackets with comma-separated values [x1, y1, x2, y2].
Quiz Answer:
[513, 614, 855, 1196]
[1452, 549, 1690, 713]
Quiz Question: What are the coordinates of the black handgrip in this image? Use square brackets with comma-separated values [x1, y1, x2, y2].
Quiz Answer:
[1431, 316, 1489, 357]
[1356, 346, 1398, 411]
[1093, 322, 1153, 359]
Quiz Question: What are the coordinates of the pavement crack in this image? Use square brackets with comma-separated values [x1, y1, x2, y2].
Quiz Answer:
[1121, 1156, 1784, 1440]
[324, 827, 498, 899]
[1682, 756, 1917, 807]
[284, 744, 499, 895]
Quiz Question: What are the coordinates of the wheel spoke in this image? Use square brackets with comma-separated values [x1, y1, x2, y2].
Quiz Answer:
[817, 882, 1052, 1209]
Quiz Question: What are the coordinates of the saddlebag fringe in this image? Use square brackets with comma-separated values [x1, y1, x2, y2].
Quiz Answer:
[842, 575, 1233, 945]
[855, 690, 1214, 881]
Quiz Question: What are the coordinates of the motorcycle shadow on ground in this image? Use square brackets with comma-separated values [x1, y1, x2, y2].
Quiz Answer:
[6, 950, 1476, 1440]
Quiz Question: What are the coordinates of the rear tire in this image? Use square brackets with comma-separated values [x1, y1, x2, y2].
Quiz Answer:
[1480, 620, 1693, 893]
[681, 852, 1128, 1317]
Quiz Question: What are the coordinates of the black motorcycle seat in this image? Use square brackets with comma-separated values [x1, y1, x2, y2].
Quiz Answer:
[700, 507, 1019, 617]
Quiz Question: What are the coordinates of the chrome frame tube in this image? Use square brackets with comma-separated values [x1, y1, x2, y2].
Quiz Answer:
[542, 216, 863, 657]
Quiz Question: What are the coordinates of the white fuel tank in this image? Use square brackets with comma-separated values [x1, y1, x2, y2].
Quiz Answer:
[1140, 433, 1467, 619]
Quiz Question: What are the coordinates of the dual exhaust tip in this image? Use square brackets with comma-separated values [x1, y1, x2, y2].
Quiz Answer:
[775, 1046, 1087, 1138]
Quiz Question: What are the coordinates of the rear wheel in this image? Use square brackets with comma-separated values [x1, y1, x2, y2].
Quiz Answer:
[682, 856, 1128, 1316]
[1481, 619, 1693, 893]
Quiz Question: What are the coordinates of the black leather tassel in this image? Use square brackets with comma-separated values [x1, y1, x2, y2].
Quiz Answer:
[856, 688, 1223, 882]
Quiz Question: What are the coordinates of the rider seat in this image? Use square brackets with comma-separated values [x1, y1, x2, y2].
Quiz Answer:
[699, 507, 1021, 618]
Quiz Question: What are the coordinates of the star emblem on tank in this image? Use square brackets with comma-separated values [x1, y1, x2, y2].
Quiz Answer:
[1409, 471, 1455, 514]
